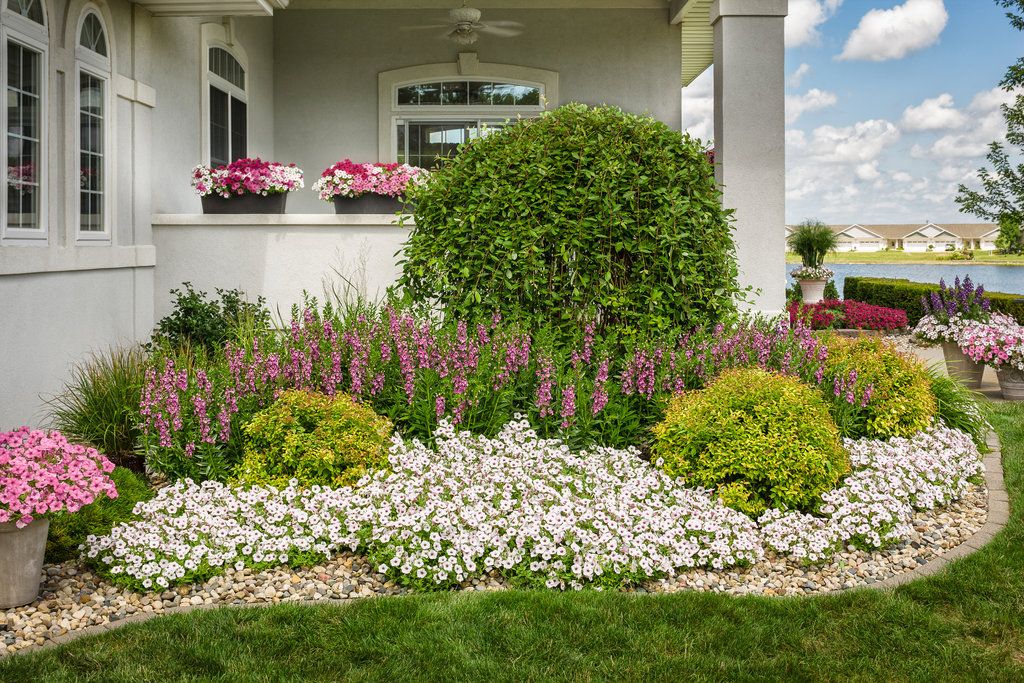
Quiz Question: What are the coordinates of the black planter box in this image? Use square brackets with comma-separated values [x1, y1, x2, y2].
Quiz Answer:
[333, 194, 404, 214]
[201, 192, 288, 214]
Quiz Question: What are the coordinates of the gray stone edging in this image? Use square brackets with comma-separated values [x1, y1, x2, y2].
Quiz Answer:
[4, 433, 1009, 659]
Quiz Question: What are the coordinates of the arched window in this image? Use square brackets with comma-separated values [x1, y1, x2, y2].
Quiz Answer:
[76, 7, 111, 239]
[207, 46, 246, 167]
[378, 61, 557, 168]
[2, 0, 48, 241]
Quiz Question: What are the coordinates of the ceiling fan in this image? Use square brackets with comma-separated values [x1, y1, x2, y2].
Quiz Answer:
[402, 4, 524, 45]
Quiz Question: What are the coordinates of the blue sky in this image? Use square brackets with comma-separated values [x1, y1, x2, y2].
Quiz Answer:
[681, 0, 1022, 225]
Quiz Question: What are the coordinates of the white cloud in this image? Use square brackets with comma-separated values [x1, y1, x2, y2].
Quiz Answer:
[788, 63, 812, 89]
[787, 0, 843, 48]
[900, 93, 968, 131]
[855, 161, 881, 181]
[891, 171, 914, 183]
[800, 119, 902, 164]
[681, 67, 714, 141]
[785, 89, 838, 124]
[786, 119, 904, 218]
[838, 0, 948, 62]
[911, 87, 1013, 159]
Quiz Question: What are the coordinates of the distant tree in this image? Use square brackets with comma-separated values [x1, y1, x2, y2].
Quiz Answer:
[955, 0, 1024, 253]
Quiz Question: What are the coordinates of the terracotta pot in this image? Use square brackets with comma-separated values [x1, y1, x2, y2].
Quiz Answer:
[201, 192, 288, 214]
[799, 279, 827, 304]
[332, 194, 404, 214]
[941, 341, 985, 389]
[997, 366, 1024, 401]
[0, 518, 48, 608]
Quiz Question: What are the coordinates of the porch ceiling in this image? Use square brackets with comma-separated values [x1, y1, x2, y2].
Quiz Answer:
[671, 0, 712, 86]
[134, 0, 714, 87]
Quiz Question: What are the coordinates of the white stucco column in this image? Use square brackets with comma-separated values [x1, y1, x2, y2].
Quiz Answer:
[711, 0, 787, 314]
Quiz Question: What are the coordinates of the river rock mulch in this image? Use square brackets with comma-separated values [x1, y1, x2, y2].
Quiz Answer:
[0, 482, 988, 657]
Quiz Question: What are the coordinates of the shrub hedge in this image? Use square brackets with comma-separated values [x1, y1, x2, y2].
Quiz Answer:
[651, 368, 849, 516]
[844, 277, 1024, 327]
[399, 103, 740, 339]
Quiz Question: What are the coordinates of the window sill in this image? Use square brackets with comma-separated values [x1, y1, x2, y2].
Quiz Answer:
[152, 213, 411, 227]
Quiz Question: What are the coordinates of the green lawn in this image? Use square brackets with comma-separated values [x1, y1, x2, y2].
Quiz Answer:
[786, 250, 1024, 266]
[2, 402, 1022, 682]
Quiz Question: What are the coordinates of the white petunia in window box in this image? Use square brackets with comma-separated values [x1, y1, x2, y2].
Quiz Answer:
[313, 160, 428, 214]
[192, 158, 305, 214]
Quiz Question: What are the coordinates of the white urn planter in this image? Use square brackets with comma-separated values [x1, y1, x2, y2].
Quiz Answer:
[799, 279, 828, 304]
[997, 366, 1024, 401]
[941, 342, 985, 389]
[0, 518, 48, 608]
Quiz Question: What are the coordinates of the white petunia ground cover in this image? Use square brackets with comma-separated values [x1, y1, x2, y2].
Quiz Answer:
[84, 420, 983, 592]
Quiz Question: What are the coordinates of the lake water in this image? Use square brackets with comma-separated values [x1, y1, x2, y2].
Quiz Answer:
[785, 263, 1024, 297]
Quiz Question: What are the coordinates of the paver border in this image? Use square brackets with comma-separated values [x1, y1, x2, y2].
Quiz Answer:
[2, 433, 1010, 659]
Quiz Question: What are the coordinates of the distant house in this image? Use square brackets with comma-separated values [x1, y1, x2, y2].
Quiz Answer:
[786, 223, 1000, 252]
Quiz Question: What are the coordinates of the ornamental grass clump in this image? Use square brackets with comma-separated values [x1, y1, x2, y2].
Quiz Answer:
[46, 346, 148, 470]
[234, 390, 393, 488]
[652, 369, 849, 516]
[824, 336, 936, 439]
[0, 428, 118, 528]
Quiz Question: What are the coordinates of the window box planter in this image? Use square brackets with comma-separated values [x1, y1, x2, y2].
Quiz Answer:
[201, 193, 288, 215]
[315, 160, 427, 214]
[0, 518, 48, 608]
[997, 366, 1024, 400]
[941, 341, 985, 389]
[332, 194, 404, 215]
[192, 159, 304, 215]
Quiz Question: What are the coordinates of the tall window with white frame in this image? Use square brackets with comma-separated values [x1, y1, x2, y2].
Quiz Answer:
[207, 47, 246, 168]
[77, 10, 109, 238]
[3, 0, 47, 239]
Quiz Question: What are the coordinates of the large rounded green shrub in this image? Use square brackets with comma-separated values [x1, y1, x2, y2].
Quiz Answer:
[234, 390, 394, 488]
[399, 103, 739, 337]
[652, 368, 849, 516]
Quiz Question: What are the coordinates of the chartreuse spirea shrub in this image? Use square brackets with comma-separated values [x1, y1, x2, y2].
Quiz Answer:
[399, 103, 740, 339]
[652, 369, 849, 516]
[233, 390, 393, 488]
[824, 336, 936, 439]
[84, 420, 981, 590]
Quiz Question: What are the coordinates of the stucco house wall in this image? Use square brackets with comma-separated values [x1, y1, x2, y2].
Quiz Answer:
[272, 8, 682, 213]
[149, 15, 275, 214]
[0, 0, 156, 428]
